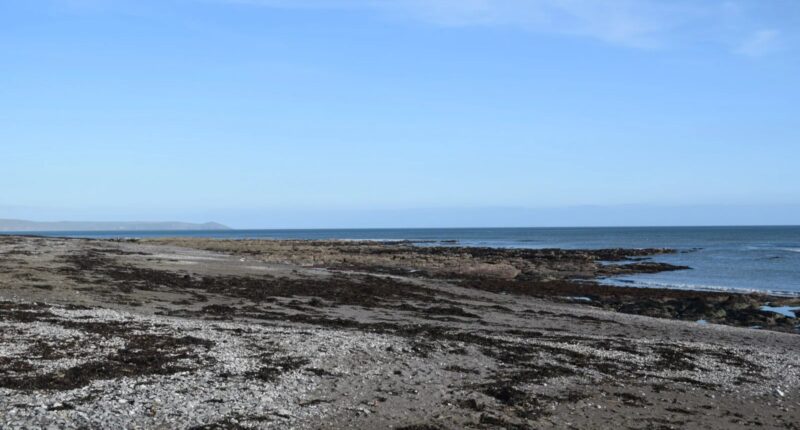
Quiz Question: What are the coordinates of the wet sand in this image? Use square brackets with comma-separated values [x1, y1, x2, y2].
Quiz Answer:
[1, 236, 799, 429]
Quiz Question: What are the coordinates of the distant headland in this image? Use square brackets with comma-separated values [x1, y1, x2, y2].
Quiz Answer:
[0, 219, 230, 232]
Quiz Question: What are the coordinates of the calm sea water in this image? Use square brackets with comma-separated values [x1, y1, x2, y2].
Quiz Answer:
[8, 226, 800, 295]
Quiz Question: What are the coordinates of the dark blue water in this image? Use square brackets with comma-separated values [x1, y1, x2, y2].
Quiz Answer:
[6, 226, 800, 295]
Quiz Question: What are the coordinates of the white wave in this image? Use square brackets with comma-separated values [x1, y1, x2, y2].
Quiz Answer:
[746, 246, 800, 253]
[600, 278, 800, 297]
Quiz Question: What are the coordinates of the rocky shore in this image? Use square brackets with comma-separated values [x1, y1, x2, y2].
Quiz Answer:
[1, 236, 799, 429]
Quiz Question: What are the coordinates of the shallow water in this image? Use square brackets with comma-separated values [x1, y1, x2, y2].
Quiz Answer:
[5, 226, 800, 295]
[761, 306, 799, 318]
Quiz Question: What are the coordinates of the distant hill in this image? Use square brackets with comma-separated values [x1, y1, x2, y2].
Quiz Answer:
[0, 219, 230, 232]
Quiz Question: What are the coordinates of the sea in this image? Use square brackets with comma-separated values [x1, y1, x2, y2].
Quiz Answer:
[6, 226, 800, 296]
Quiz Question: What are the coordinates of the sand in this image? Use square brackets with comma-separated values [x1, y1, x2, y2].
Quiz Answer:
[0, 235, 798, 429]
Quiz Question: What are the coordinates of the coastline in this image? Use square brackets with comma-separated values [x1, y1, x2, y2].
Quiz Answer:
[9, 225, 800, 297]
[1, 236, 799, 428]
[143, 237, 800, 333]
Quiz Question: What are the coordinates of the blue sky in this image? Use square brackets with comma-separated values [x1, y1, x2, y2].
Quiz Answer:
[1, 0, 799, 227]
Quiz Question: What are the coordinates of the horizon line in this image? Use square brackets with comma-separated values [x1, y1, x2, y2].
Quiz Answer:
[2, 224, 799, 234]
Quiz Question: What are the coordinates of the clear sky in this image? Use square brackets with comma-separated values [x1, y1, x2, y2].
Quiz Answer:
[1, 0, 799, 228]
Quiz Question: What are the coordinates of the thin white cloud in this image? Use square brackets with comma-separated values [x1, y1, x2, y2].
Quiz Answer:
[735, 29, 781, 57]
[63, 0, 791, 54]
[393, 0, 704, 48]
[218, 0, 713, 48]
